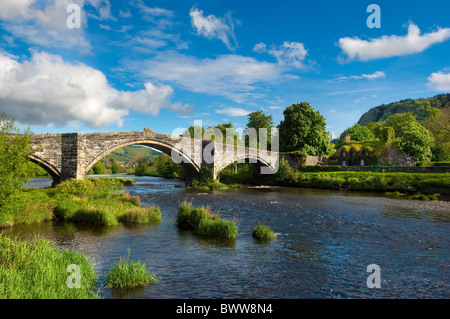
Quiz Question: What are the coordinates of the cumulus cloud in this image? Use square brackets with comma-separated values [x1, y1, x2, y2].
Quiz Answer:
[268, 42, 308, 69]
[190, 7, 238, 50]
[0, 0, 91, 52]
[330, 71, 386, 82]
[0, 51, 192, 128]
[253, 42, 267, 53]
[254, 41, 309, 69]
[428, 70, 450, 92]
[338, 22, 450, 62]
[130, 52, 284, 103]
[216, 107, 251, 117]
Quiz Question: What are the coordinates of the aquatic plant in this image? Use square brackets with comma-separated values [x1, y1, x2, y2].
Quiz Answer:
[252, 224, 276, 240]
[104, 256, 157, 289]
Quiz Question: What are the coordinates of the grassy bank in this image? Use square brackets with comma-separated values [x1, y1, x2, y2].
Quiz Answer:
[0, 178, 160, 228]
[177, 202, 237, 239]
[289, 171, 450, 194]
[0, 235, 99, 299]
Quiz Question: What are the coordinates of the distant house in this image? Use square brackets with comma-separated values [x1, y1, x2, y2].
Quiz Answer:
[330, 134, 416, 167]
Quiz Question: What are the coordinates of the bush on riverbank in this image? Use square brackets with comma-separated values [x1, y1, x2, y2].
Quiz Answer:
[105, 258, 157, 289]
[252, 224, 276, 240]
[177, 202, 237, 239]
[291, 171, 450, 194]
[0, 236, 99, 299]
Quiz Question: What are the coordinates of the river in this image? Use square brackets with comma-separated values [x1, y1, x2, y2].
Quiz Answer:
[8, 175, 450, 298]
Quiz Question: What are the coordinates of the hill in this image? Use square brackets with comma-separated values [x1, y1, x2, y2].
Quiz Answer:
[357, 94, 450, 126]
[103, 145, 162, 165]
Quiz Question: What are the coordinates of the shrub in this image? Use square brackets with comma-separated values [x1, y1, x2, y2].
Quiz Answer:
[252, 224, 276, 240]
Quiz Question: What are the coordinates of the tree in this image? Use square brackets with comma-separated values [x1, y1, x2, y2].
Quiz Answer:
[423, 106, 450, 161]
[0, 112, 35, 212]
[339, 124, 375, 143]
[92, 160, 107, 174]
[278, 102, 331, 155]
[245, 111, 274, 149]
[183, 125, 205, 139]
[382, 113, 434, 161]
[110, 159, 120, 174]
[204, 123, 240, 145]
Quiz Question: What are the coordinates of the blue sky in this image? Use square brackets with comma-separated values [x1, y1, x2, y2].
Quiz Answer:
[0, 0, 449, 137]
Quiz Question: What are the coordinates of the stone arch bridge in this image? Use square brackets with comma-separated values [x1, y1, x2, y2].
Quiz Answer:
[30, 129, 290, 185]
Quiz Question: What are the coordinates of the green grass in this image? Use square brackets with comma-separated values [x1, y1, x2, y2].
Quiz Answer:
[409, 193, 440, 201]
[188, 181, 229, 190]
[0, 236, 99, 299]
[385, 191, 407, 197]
[104, 258, 157, 289]
[176, 202, 237, 239]
[252, 224, 276, 240]
[0, 178, 161, 228]
[292, 171, 450, 194]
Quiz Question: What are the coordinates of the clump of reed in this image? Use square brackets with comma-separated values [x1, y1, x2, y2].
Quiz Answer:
[104, 250, 157, 289]
[252, 224, 276, 240]
[176, 202, 237, 239]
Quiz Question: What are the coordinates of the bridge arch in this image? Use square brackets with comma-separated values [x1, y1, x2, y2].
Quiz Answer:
[29, 155, 61, 183]
[214, 154, 277, 180]
[84, 139, 201, 175]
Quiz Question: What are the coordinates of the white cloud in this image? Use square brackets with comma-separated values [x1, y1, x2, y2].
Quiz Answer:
[0, 51, 192, 128]
[131, 0, 173, 18]
[331, 71, 386, 82]
[254, 41, 310, 69]
[131, 52, 284, 103]
[428, 70, 450, 92]
[86, 0, 115, 21]
[253, 43, 267, 53]
[216, 107, 251, 117]
[338, 22, 450, 61]
[189, 7, 238, 50]
[0, 0, 92, 52]
[268, 42, 308, 69]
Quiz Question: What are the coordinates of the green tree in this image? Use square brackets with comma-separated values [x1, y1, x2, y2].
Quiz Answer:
[278, 102, 331, 155]
[0, 112, 35, 213]
[110, 159, 120, 174]
[92, 161, 107, 174]
[423, 106, 450, 161]
[183, 125, 205, 139]
[339, 124, 375, 144]
[245, 111, 274, 149]
[383, 113, 434, 161]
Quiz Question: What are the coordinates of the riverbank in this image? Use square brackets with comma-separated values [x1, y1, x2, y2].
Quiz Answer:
[0, 178, 159, 229]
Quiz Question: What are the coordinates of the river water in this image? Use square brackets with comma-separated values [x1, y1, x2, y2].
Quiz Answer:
[8, 175, 450, 298]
